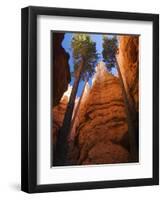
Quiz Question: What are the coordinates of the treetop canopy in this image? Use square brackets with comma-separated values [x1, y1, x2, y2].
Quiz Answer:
[71, 33, 99, 80]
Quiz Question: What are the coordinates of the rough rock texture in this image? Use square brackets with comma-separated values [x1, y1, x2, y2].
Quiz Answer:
[52, 96, 68, 145]
[52, 95, 68, 165]
[52, 33, 71, 106]
[52, 85, 72, 145]
[117, 36, 139, 112]
[70, 63, 130, 165]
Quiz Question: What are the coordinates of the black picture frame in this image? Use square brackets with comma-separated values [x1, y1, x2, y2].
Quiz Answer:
[21, 6, 159, 193]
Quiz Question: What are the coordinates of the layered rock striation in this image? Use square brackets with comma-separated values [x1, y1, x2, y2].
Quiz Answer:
[70, 62, 130, 165]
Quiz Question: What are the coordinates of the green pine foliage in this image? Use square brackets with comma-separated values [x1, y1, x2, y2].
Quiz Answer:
[102, 36, 118, 71]
[71, 34, 98, 80]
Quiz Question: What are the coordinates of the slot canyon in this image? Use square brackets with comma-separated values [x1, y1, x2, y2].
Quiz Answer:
[52, 33, 139, 166]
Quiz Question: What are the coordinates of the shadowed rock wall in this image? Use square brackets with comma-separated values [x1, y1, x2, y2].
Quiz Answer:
[52, 33, 71, 106]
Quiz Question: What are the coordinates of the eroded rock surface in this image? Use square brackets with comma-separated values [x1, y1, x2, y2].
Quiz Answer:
[52, 86, 72, 145]
[70, 63, 130, 165]
[117, 36, 139, 111]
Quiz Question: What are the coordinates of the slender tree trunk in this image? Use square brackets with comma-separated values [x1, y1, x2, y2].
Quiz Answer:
[55, 59, 84, 166]
[115, 57, 138, 161]
[69, 75, 89, 140]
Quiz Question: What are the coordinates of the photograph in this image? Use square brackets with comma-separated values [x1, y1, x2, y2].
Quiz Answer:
[51, 31, 139, 167]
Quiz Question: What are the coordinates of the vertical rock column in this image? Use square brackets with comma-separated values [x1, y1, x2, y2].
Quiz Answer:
[116, 36, 139, 112]
[72, 62, 130, 165]
[116, 36, 139, 159]
[52, 33, 71, 107]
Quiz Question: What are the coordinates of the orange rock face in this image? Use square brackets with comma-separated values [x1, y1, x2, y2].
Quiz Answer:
[52, 96, 68, 145]
[117, 36, 139, 112]
[70, 63, 130, 165]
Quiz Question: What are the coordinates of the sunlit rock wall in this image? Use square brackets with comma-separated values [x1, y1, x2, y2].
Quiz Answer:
[117, 36, 139, 112]
[71, 62, 130, 165]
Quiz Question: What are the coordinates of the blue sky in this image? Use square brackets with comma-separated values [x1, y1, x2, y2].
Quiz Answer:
[62, 32, 117, 97]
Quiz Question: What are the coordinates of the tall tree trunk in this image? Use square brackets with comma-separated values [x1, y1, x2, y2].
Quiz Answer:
[115, 57, 138, 161]
[69, 75, 89, 140]
[55, 59, 84, 166]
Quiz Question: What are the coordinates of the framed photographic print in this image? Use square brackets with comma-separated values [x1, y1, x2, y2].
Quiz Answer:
[21, 6, 159, 193]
